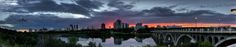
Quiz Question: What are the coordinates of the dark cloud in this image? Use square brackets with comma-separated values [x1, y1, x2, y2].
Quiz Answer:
[199, 3, 236, 8]
[0, 21, 6, 24]
[141, 7, 175, 17]
[90, 10, 141, 24]
[139, 7, 236, 23]
[94, 6, 235, 24]
[176, 8, 188, 11]
[107, 0, 134, 10]
[175, 10, 224, 17]
[139, 7, 225, 17]
[76, 0, 103, 9]
[20, 0, 87, 15]
[14, 0, 104, 16]
[91, 6, 236, 24]
[5, 14, 92, 28]
[167, 5, 178, 9]
[3, 5, 236, 29]
[1, 0, 235, 28]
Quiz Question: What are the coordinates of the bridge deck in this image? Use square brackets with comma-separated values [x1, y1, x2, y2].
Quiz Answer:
[152, 30, 236, 34]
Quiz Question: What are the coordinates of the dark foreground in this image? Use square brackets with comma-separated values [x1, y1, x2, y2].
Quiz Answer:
[3, 29, 236, 47]
[0, 28, 222, 47]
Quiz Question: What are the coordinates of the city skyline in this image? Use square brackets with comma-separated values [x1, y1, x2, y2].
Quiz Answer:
[0, 0, 235, 29]
[104, 19, 236, 29]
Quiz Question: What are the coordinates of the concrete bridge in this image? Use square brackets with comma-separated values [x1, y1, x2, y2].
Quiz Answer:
[151, 29, 236, 47]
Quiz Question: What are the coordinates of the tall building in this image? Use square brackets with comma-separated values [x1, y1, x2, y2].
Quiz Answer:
[101, 23, 106, 29]
[75, 25, 79, 30]
[69, 24, 74, 30]
[113, 19, 129, 29]
[69, 24, 79, 30]
[121, 23, 129, 29]
[114, 19, 122, 29]
[124, 23, 129, 28]
[135, 23, 143, 30]
[121, 23, 124, 29]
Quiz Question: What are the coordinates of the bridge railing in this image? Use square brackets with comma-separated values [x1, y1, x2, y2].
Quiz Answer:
[152, 28, 236, 33]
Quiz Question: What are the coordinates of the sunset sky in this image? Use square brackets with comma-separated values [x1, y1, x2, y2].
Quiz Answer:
[0, 0, 235, 29]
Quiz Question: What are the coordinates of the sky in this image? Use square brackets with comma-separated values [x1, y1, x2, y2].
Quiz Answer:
[0, 0, 235, 29]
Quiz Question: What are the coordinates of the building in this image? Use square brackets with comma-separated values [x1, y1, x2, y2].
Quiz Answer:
[69, 24, 80, 30]
[75, 25, 79, 30]
[69, 24, 74, 30]
[121, 23, 124, 29]
[123, 23, 129, 28]
[114, 19, 122, 29]
[121, 23, 129, 29]
[113, 19, 130, 29]
[39, 28, 48, 32]
[101, 23, 106, 29]
[135, 23, 143, 30]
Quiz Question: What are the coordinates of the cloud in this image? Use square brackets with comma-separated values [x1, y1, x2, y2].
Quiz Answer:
[0, 12, 13, 21]
[27, 12, 90, 18]
[138, 7, 236, 23]
[0, 24, 14, 27]
[0, 0, 103, 28]
[0, 0, 103, 20]
[4, 14, 91, 29]
[3, 5, 236, 29]
[75, 0, 103, 9]
[15, 0, 104, 16]
[0, 0, 18, 6]
[141, 7, 175, 17]
[1, 0, 235, 28]
[20, 0, 89, 15]
[52, 0, 77, 5]
[107, 0, 134, 10]
[104, 6, 232, 24]
[94, 6, 236, 24]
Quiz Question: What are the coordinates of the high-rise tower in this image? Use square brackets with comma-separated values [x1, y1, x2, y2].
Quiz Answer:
[114, 19, 122, 29]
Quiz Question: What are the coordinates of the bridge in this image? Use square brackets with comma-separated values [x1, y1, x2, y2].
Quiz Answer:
[151, 27, 236, 47]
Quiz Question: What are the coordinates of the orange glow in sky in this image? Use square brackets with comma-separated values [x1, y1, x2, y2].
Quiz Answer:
[105, 22, 236, 28]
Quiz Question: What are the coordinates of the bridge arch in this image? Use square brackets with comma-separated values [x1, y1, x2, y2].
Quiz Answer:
[158, 33, 164, 39]
[200, 36, 205, 41]
[164, 33, 174, 39]
[207, 36, 213, 44]
[213, 37, 219, 44]
[174, 34, 196, 46]
[215, 37, 236, 47]
[163, 33, 175, 45]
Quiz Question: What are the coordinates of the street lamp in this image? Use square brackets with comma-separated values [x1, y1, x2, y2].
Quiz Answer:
[194, 17, 198, 27]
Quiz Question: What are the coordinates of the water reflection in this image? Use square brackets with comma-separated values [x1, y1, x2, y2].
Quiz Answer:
[1, 32, 236, 47]
[58, 37, 156, 47]
[227, 43, 236, 47]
